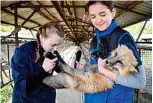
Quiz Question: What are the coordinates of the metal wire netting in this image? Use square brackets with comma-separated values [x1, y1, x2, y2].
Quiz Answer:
[0, 43, 152, 103]
[132, 47, 152, 103]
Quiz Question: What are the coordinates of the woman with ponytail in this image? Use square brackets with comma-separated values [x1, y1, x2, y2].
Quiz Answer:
[11, 22, 65, 103]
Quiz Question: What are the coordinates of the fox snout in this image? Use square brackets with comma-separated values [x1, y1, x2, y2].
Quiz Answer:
[105, 60, 114, 67]
[105, 59, 124, 67]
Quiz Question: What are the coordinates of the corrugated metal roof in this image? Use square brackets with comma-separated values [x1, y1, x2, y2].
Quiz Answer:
[1, 1, 152, 43]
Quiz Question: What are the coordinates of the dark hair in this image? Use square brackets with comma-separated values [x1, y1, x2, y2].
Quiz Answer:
[86, 1, 114, 12]
[33, 22, 64, 63]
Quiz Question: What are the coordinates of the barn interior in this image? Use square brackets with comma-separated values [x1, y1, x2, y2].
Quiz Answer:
[1, 1, 152, 103]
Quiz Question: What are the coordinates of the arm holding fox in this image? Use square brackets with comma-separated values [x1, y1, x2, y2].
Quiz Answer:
[98, 58, 117, 81]
[98, 60, 146, 89]
[117, 34, 146, 89]
[98, 34, 146, 89]
[116, 65, 146, 88]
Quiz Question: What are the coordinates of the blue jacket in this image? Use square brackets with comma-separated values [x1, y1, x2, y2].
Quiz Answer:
[84, 19, 141, 103]
[11, 41, 63, 103]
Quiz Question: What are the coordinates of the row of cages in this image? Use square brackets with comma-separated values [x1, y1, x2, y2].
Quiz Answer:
[0, 43, 152, 103]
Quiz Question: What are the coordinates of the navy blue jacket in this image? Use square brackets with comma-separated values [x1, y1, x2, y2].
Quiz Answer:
[11, 41, 62, 103]
[84, 19, 142, 103]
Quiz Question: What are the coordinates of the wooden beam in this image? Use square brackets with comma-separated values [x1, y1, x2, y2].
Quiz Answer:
[116, 1, 143, 19]
[1, 1, 30, 9]
[21, 9, 38, 26]
[1, 36, 36, 40]
[1, 8, 41, 26]
[51, 1, 76, 40]
[114, 4, 150, 17]
[14, 7, 19, 47]
[1, 20, 37, 31]
[122, 17, 150, 28]
[2, 5, 86, 8]
[37, 1, 58, 21]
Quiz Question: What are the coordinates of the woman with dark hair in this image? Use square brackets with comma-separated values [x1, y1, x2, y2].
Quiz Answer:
[76, 1, 146, 103]
[11, 22, 65, 103]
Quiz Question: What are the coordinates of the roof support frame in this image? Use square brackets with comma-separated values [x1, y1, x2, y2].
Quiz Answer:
[2, 5, 85, 9]
[72, 1, 77, 26]
[116, 1, 143, 19]
[1, 20, 37, 31]
[114, 5, 150, 17]
[72, 1, 80, 42]
[37, 1, 58, 22]
[1, 1, 30, 9]
[123, 17, 151, 28]
[1, 8, 41, 26]
[14, 7, 19, 47]
[21, 8, 38, 26]
[51, 1, 77, 40]
[27, 2, 52, 22]
[4, 4, 150, 17]
[1, 8, 38, 41]
[1, 1, 152, 43]
[136, 20, 148, 42]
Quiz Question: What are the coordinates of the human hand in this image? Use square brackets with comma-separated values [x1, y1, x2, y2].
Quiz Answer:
[75, 61, 84, 71]
[98, 58, 106, 73]
[98, 58, 117, 81]
[42, 57, 58, 72]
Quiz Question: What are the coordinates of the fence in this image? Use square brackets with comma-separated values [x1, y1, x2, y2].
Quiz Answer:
[132, 44, 152, 103]
[1, 44, 17, 88]
[0, 43, 152, 103]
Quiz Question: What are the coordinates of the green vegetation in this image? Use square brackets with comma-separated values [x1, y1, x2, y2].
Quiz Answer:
[0, 84, 13, 103]
[1, 25, 13, 32]
[124, 19, 152, 37]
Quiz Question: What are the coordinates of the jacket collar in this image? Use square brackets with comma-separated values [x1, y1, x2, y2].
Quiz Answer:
[95, 19, 118, 37]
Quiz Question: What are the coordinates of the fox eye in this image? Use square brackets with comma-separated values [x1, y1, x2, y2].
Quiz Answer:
[111, 52, 117, 57]
[116, 60, 124, 65]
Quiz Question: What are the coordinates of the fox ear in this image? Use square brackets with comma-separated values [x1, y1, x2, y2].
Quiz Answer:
[132, 60, 138, 66]
[130, 66, 138, 73]
[130, 59, 138, 72]
[129, 61, 138, 73]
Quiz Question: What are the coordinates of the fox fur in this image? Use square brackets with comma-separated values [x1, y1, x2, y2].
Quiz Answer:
[43, 45, 138, 93]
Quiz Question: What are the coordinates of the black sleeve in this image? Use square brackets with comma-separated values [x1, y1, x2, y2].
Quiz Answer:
[54, 64, 62, 73]
[26, 67, 49, 96]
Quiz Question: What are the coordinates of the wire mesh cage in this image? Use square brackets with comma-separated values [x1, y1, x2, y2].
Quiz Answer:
[132, 45, 152, 103]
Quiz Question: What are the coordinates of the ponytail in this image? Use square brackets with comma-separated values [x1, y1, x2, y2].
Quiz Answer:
[33, 33, 41, 63]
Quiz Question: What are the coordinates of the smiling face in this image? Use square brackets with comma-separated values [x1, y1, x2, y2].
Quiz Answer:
[40, 33, 63, 52]
[88, 2, 115, 31]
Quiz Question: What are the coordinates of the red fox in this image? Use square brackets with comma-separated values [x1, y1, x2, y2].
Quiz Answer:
[43, 45, 138, 93]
